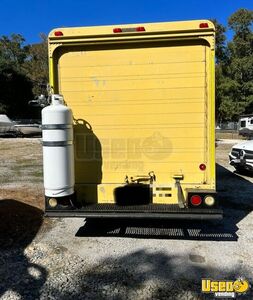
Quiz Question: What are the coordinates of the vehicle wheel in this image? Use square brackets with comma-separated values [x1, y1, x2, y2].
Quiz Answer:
[234, 166, 245, 173]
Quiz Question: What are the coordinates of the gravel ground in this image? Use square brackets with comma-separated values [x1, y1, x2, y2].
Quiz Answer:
[0, 138, 253, 299]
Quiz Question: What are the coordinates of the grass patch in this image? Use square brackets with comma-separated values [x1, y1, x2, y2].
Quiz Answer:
[10, 164, 42, 172]
[31, 170, 43, 178]
[0, 175, 13, 184]
[0, 147, 13, 151]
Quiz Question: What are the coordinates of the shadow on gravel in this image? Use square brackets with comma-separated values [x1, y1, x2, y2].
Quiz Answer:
[234, 168, 253, 178]
[0, 199, 47, 299]
[50, 250, 253, 300]
[76, 164, 253, 242]
[76, 218, 235, 241]
[216, 164, 253, 228]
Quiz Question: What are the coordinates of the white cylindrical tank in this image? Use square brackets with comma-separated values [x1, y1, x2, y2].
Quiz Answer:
[42, 94, 75, 198]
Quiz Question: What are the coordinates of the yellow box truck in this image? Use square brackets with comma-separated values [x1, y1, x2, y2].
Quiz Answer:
[44, 20, 222, 220]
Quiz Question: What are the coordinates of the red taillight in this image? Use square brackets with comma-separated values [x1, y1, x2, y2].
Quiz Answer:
[190, 195, 202, 206]
[54, 31, 63, 36]
[136, 26, 145, 32]
[199, 164, 206, 171]
[113, 28, 122, 33]
[199, 23, 209, 28]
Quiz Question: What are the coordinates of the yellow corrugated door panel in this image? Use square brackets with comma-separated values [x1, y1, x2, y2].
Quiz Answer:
[58, 42, 208, 193]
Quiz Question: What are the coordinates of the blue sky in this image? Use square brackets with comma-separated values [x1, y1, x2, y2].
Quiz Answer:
[0, 0, 252, 44]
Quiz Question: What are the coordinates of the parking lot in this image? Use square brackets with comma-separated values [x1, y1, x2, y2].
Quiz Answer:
[0, 138, 252, 299]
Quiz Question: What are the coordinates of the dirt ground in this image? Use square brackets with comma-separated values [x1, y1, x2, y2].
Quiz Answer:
[0, 138, 51, 250]
[0, 138, 253, 299]
[0, 138, 43, 207]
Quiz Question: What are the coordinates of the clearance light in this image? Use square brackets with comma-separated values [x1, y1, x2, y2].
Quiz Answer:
[113, 27, 146, 33]
[54, 31, 64, 36]
[204, 196, 215, 206]
[136, 26, 146, 32]
[113, 28, 122, 33]
[48, 198, 58, 207]
[199, 23, 209, 28]
[199, 164, 206, 171]
[190, 195, 202, 206]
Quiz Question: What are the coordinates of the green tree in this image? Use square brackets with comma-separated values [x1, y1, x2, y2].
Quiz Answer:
[24, 33, 48, 95]
[215, 8, 253, 122]
[0, 68, 33, 118]
[228, 8, 253, 42]
[211, 19, 231, 121]
[0, 34, 28, 72]
[0, 34, 33, 117]
[0, 102, 8, 114]
[227, 8, 253, 117]
[0, 33, 49, 118]
[211, 19, 228, 64]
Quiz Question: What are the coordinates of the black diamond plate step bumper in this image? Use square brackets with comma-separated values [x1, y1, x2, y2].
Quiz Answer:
[45, 204, 223, 220]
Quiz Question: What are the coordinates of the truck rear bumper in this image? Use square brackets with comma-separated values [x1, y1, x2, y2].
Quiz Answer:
[45, 204, 223, 220]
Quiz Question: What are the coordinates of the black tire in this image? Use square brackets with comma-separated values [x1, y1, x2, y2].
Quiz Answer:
[234, 166, 246, 174]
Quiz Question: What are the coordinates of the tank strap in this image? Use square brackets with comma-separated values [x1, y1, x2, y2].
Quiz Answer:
[42, 124, 72, 130]
[43, 141, 73, 147]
